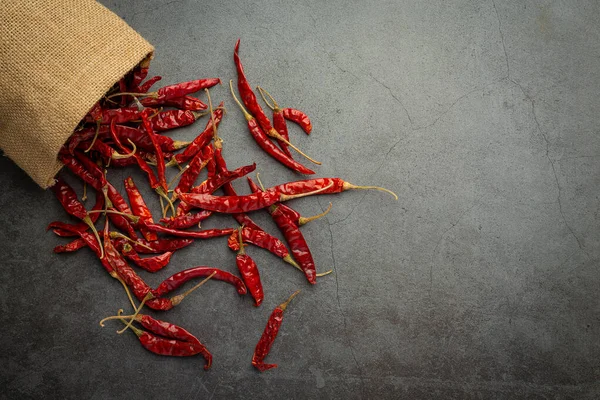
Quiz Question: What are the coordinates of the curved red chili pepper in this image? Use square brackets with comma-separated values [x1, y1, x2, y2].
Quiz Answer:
[83, 107, 146, 125]
[174, 145, 214, 195]
[270, 177, 397, 199]
[135, 328, 211, 362]
[155, 78, 221, 100]
[136, 75, 161, 93]
[140, 223, 234, 240]
[124, 177, 158, 241]
[227, 227, 295, 265]
[139, 107, 168, 191]
[235, 228, 264, 307]
[141, 95, 207, 111]
[159, 210, 212, 230]
[282, 108, 312, 135]
[229, 80, 315, 175]
[168, 105, 223, 166]
[153, 266, 247, 297]
[256, 86, 291, 157]
[115, 237, 194, 254]
[116, 241, 172, 273]
[149, 109, 202, 132]
[252, 290, 300, 372]
[53, 237, 87, 253]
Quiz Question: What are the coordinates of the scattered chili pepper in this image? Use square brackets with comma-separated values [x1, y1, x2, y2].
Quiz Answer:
[112, 235, 194, 254]
[282, 108, 312, 135]
[149, 109, 205, 132]
[270, 177, 398, 200]
[131, 57, 151, 88]
[118, 242, 173, 273]
[229, 80, 316, 174]
[141, 95, 208, 111]
[227, 227, 300, 270]
[235, 227, 264, 307]
[257, 86, 292, 158]
[173, 145, 214, 196]
[153, 266, 247, 297]
[83, 107, 148, 125]
[160, 210, 213, 230]
[112, 124, 190, 153]
[233, 42, 319, 165]
[247, 177, 318, 284]
[140, 223, 234, 240]
[176, 182, 332, 214]
[124, 177, 158, 241]
[53, 237, 87, 253]
[252, 290, 300, 372]
[166, 104, 223, 167]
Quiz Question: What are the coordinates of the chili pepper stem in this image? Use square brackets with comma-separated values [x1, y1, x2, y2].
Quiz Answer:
[205, 88, 222, 149]
[170, 271, 216, 306]
[159, 196, 167, 219]
[279, 290, 301, 312]
[316, 270, 333, 277]
[283, 255, 303, 272]
[110, 272, 137, 310]
[268, 132, 321, 165]
[237, 227, 245, 255]
[342, 182, 398, 200]
[156, 187, 176, 217]
[118, 292, 153, 334]
[109, 232, 154, 251]
[229, 80, 253, 121]
[299, 202, 333, 226]
[88, 209, 140, 224]
[111, 139, 138, 160]
[105, 91, 158, 100]
[99, 309, 129, 327]
[83, 122, 101, 153]
[82, 216, 104, 259]
[279, 182, 333, 202]
[168, 164, 191, 197]
[81, 182, 87, 202]
[256, 86, 279, 111]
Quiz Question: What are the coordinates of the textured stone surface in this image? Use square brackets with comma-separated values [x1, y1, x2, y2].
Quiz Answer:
[1, 0, 600, 398]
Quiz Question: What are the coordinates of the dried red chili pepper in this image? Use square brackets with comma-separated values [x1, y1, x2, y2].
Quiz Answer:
[149, 109, 205, 132]
[270, 200, 333, 227]
[235, 228, 264, 307]
[140, 223, 234, 240]
[227, 227, 299, 270]
[233, 42, 319, 165]
[166, 104, 223, 167]
[50, 177, 103, 258]
[257, 86, 292, 157]
[131, 57, 151, 88]
[252, 290, 300, 372]
[111, 235, 193, 254]
[160, 210, 213, 230]
[153, 266, 247, 297]
[173, 145, 214, 196]
[118, 242, 173, 273]
[124, 177, 158, 241]
[135, 102, 168, 191]
[136, 75, 161, 93]
[83, 107, 148, 125]
[112, 124, 189, 153]
[141, 95, 207, 111]
[53, 237, 87, 253]
[176, 182, 332, 214]
[247, 177, 319, 283]
[270, 177, 398, 199]
[282, 108, 312, 135]
[117, 314, 212, 369]
[229, 80, 316, 175]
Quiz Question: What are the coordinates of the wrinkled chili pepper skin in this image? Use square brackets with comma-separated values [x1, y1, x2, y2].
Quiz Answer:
[141, 223, 234, 240]
[252, 307, 284, 372]
[124, 177, 158, 241]
[104, 235, 153, 301]
[113, 124, 185, 153]
[175, 146, 213, 195]
[246, 117, 315, 175]
[233, 40, 274, 137]
[133, 314, 212, 369]
[140, 108, 168, 191]
[272, 107, 292, 158]
[236, 251, 263, 307]
[136, 75, 161, 93]
[50, 177, 88, 220]
[153, 267, 247, 297]
[270, 209, 317, 284]
[122, 238, 194, 254]
[227, 227, 290, 261]
[47, 191, 103, 236]
[83, 107, 145, 124]
[178, 190, 281, 214]
[156, 78, 221, 100]
[272, 178, 344, 195]
[150, 109, 198, 132]
[282, 108, 312, 135]
[53, 237, 87, 253]
[138, 331, 209, 358]
[141, 95, 207, 111]
[160, 210, 212, 230]
[58, 152, 102, 190]
[171, 105, 223, 165]
[118, 242, 173, 273]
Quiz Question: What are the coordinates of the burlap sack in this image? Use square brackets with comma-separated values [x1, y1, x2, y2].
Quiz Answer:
[0, 0, 154, 188]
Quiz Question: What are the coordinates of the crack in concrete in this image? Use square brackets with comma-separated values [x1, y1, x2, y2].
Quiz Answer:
[510, 79, 584, 250]
[368, 74, 414, 126]
[492, 0, 510, 79]
[428, 199, 481, 300]
[318, 198, 366, 396]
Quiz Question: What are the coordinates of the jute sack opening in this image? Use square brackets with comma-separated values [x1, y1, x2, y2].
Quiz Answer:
[0, 0, 154, 188]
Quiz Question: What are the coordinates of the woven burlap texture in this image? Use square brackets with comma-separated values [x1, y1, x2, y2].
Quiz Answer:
[0, 0, 154, 188]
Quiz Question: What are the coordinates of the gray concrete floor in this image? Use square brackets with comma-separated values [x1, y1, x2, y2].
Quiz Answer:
[1, 0, 599, 398]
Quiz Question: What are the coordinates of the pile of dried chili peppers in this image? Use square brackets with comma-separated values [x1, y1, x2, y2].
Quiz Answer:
[49, 40, 397, 371]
